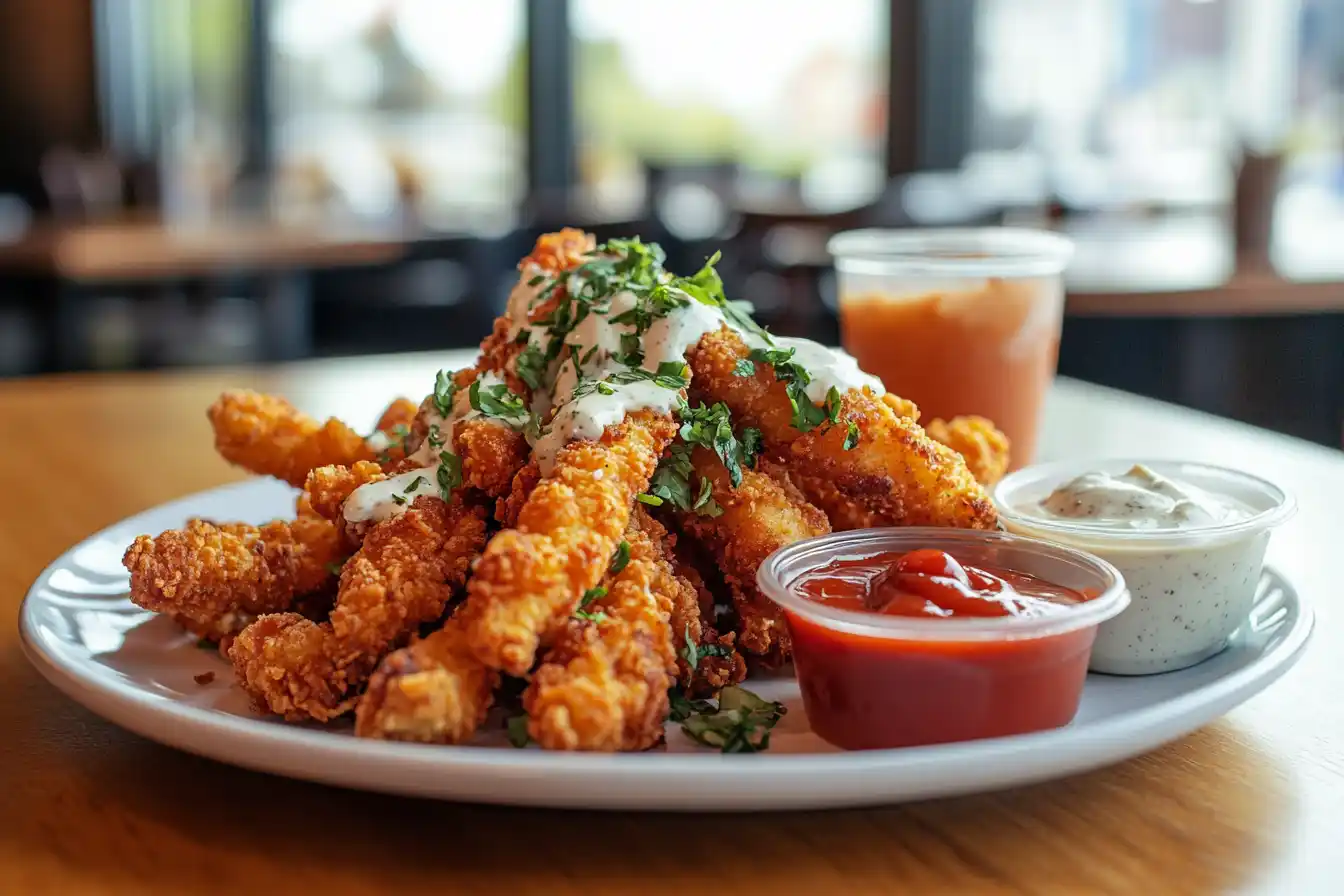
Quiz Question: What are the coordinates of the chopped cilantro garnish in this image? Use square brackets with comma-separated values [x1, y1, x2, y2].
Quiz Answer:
[515, 343, 547, 390]
[843, 421, 861, 450]
[667, 687, 714, 723]
[609, 540, 631, 575]
[824, 386, 844, 424]
[596, 382, 615, 395]
[574, 585, 609, 622]
[436, 450, 463, 500]
[636, 493, 664, 507]
[403, 475, 427, 494]
[469, 379, 526, 420]
[732, 358, 756, 378]
[433, 369, 457, 417]
[506, 715, 531, 748]
[677, 401, 748, 487]
[390, 492, 407, 506]
[740, 427, 764, 467]
[692, 476, 722, 517]
[527, 274, 546, 287]
[677, 685, 786, 753]
[426, 423, 445, 448]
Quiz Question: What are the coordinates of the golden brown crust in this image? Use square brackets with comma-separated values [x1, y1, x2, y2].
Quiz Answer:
[675, 447, 830, 663]
[457, 409, 676, 677]
[207, 390, 374, 487]
[229, 494, 489, 722]
[926, 415, 1011, 487]
[354, 614, 499, 743]
[524, 507, 676, 751]
[123, 516, 342, 629]
[688, 326, 998, 530]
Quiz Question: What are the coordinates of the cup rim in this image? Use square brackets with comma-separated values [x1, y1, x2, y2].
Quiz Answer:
[756, 527, 1130, 642]
[992, 458, 1297, 547]
[827, 227, 1075, 278]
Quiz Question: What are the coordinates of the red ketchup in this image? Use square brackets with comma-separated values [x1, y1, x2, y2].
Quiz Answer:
[786, 548, 1097, 750]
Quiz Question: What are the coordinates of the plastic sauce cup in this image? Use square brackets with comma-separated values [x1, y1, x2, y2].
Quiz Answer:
[757, 528, 1129, 750]
[993, 459, 1296, 675]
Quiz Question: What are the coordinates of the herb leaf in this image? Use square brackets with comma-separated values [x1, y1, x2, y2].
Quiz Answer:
[732, 358, 756, 378]
[515, 343, 547, 390]
[436, 450, 463, 500]
[433, 370, 458, 417]
[506, 715, 531, 748]
[740, 427, 764, 467]
[677, 685, 786, 753]
[469, 379, 526, 420]
[609, 541, 631, 575]
[843, 421, 861, 450]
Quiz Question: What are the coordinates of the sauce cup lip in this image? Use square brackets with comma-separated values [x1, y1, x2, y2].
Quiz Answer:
[827, 227, 1074, 278]
[991, 458, 1297, 547]
[756, 527, 1129, 643]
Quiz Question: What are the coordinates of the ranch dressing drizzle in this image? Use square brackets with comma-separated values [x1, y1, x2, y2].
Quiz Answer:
[343, 370, 523, 524]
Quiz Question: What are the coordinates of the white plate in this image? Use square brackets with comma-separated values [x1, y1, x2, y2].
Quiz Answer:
[19, 478, 1313, 811]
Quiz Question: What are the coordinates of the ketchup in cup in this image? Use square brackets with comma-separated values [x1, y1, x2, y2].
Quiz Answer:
[757, 529, 1129, 751]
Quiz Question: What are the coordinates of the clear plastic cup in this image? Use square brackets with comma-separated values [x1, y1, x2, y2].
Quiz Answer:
[827, 228, 1074, 468]
[757, 528, 1129, 750]
[993, 459, 1296, 675]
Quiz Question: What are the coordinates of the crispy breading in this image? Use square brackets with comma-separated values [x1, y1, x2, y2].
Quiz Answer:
[524, 507, 677, 751]
[926, 415, 1011, 487]
[675, 447, 830, 663]
[303, 461, 387, 524]
[634, 509, 746, 694]
[207, 390, 374, 487]
[687, 326, 998, 530]
[374, 397, 419, 436]
[229, 494, 489, 721]
[123, 515, 342, 629]
[354, 614, 499, 743]
[458, 409, 676, 676]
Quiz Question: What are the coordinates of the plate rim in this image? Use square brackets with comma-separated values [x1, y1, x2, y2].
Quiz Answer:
[17, 477, 1316, 802]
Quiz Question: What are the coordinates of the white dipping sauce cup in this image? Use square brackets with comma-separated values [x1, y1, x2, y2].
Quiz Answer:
[993, 460, 1295, 675]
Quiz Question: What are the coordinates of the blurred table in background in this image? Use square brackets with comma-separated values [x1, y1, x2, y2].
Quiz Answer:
[0, 215, 406, 371]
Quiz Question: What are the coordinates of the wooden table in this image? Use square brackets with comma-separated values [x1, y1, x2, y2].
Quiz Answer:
[2, 354, 1341, 894]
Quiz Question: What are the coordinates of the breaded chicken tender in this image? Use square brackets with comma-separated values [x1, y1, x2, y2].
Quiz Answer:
[926, 415, 1011, 487]
[207, 390, 377, 487]
[354, 614, 499, 744]
[230, 494, 488, 721]
[124, 515, 342, 631]
[687, 327, 997, 530]
[524, 507, 677, 751]
[458, 409, 676, 677]
[676, 447, 830, 663]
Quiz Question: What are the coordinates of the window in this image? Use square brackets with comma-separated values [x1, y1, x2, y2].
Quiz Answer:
[269, 0, 526, 223]
[571, 0, 888, 212]
[969, 0, 1233, 209]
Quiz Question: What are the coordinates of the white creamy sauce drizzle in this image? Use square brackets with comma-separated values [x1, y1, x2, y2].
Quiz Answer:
[1031, 464, 1251, 531]
[343, 467, 437, 524]
[342, 370, 523, 523]
[768, 337, 885, 401]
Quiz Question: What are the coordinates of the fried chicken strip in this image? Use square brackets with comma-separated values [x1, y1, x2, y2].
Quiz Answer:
[458, 409, 676, 676]
[208, 390, 415, 487]
[675, 448, 831, 663]
[926, 415, 1011, 487]
[524, 507, 678, 751]
[230, 494, 489, 721]
[124, 513, 343, 631]
[354, 613, 499, 744]
[687, 327, 997, 530]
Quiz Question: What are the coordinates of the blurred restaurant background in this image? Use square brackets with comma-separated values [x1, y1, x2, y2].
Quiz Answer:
[0, 0, 1340, 446]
